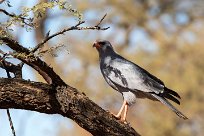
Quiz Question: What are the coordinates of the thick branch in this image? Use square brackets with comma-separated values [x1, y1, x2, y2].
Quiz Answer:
[0, 78, 140, 136]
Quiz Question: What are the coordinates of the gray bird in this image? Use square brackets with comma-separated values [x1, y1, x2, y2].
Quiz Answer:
[93, 40, 188, 121]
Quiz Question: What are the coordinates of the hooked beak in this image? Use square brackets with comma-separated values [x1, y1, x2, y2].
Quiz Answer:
[93, 42, 101, 49]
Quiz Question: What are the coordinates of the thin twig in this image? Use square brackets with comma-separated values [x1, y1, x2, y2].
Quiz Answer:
[0, 50, 23, 78]
[32, 14, 110, 53]
[96, 13, 107, 26]
[38, 44, 65, 57]
[77, 26, 110, 30]
[31, 21, 85, 53]
[2, 53, 11, 78]
[1, 53, 17, 136]
[0, 8, 15, 17]
[0, 8, 34, 27]
[6, 109, 16, 136]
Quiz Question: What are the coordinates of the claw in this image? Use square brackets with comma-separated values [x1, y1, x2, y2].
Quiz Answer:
[110, 100, 128, 123]
[111, 112, 121, 119]
[122, 120, 128, 124]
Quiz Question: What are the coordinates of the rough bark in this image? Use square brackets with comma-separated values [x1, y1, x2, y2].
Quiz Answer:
[0, 78, 140, 136]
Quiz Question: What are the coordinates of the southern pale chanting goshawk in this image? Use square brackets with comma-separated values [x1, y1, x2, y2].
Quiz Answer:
[93, 40, 188, 122]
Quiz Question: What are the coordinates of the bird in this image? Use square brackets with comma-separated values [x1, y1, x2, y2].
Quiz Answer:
[93, 40, 188, 122]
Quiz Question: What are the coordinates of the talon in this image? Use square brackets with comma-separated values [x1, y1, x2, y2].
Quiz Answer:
[121, 120, 128, 124]
[115, 114, 121, 119]
[109, 100, 129, 123]
[120, 118, 126, 122]
[110, 112, 121, 119]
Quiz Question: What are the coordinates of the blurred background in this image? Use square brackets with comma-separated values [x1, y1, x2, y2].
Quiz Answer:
[0, 0, 204, 136]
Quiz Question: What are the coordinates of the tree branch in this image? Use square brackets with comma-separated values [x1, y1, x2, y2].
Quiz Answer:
[0, 51, 23, 78]
[0, 52, 17, 136]
[6, 109, 16, 136]
[31, 14, 110, 53]
[0, 8, 34, 27]
[31, 21, 84, 53]
[0, 78, 140, 136]
[95, 13, 108, 27]
[0, 8, 16, 18]
[0, 36, 66, 86]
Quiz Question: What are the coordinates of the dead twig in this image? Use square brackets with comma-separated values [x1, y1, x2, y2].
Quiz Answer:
[1, 52, 17, 136]
[38, 44, 65, 57]
[0, 50, 23, 78]
[95, 13, 108, 28]
[31, 14, 110, 53]
[1, 53, 11, 78]
[0, 8, 15, 17]
[31, 21, 85, 53]
[6, 109, 16, 136]
[0, 8, 34, 27]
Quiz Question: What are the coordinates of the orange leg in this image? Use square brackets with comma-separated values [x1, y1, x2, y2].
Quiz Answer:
[122, 103, 128, 122]
[114, 100, 127, 119]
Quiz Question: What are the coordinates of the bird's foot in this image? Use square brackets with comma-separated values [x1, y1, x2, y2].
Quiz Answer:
[122, 120, 128, 124]
[120, 116, 128, 124]
[117, 117, 128, 124]
[110, 112, 128, 124]
[121, 117, 126, 122]
[123, 120, 131, 126]
[110, 112, 121, 119]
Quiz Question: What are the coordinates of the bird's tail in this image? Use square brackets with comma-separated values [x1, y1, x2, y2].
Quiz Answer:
[161, 87, 181, 105]
[151, 92, 188, 120]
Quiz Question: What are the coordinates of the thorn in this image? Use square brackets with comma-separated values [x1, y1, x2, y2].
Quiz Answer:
[45, 30, 50, 39]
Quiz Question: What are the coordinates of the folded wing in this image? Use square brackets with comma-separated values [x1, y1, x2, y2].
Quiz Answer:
[103, 56, 181, 105]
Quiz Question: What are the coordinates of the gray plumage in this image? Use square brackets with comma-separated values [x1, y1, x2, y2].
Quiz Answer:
[93, 40, 188, 120]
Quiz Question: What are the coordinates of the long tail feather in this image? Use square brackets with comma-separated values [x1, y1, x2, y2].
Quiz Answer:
[160, 87, 181, 105]
[162, 93, 180, 105]
[151, 94, 188, 120]
[164, 87, 181, 99]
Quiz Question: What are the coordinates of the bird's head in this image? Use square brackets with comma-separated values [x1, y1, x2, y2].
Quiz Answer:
[93, 40, 114, 54]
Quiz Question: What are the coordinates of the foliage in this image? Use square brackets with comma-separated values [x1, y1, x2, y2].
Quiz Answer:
[0, 0, 82, 32]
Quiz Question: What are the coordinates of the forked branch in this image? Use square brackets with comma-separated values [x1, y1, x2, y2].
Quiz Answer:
[32, 14, 109, 53]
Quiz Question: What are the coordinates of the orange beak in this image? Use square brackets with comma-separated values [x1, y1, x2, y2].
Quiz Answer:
[93, 42, 101, 49]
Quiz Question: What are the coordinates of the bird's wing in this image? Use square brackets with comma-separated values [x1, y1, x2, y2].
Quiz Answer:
[103, 56, 165, 94]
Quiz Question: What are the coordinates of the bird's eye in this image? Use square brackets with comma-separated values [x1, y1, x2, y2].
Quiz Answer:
[99, 41, 105, 45]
